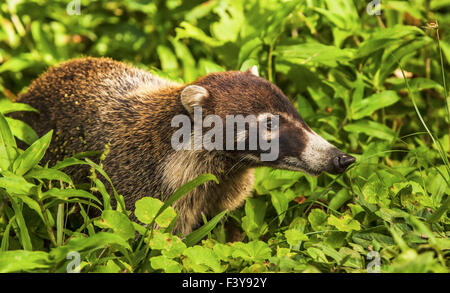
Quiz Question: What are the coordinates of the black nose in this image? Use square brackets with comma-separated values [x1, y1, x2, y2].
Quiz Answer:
[333, 154, 356, 173]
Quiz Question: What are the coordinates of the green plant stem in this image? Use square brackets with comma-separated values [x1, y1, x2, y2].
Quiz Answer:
[435, 27, 450, 149]
[268, 43, 275, 83]
[56, 203, 64, 246]
[39, 200, 57, 247]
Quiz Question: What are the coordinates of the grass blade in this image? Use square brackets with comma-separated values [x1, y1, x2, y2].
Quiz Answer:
[184, 210, 227, 247]
[12, 130, 53, 176]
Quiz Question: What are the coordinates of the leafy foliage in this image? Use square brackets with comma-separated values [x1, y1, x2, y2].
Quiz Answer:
[0, 0, 449, 272]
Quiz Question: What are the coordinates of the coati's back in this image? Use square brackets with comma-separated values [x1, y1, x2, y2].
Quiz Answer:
[19, 57, 179, 164]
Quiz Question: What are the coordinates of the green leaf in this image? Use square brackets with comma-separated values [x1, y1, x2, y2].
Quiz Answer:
[0, 250, 50, 272]
[393, 181, 430, 208]
[30, 21, 58, 64]
[428, 196, 450, 223]
[356, 25, 424, 58]
[16, 195, 45, 223]
[94, 260, 122, 273]
[93, 178, 111, 210]
[9, 197, 33, 250]
[362, 180, 390, 207]
[314, 243, 344, 264]
[84, 158, 125, 212]
[387, 1, 422, 19]
[238, 38, 263, 68]
[306, 247, 328, 263]
[0, 172, 36, 195]
[285, 229, 309, 247]
[276, 43, 355, 67]
[0, 54, 34, 73]
[12, 130, 53, 176]
[212, 243, 233, 261]
[210, 2, 244, 43]
[386, 251, 443, 273]
[155, 205, 177, 228]
[170, 38, 197, 82]
[150, 255, 182, 273]
[175, 22, 223, 47]
[25, 167, 73, 185]
[150, 174, 218, 228]
[53, 157, 88, 170]
[409, 77, 445, 92]
[270, 189, 296, 224]
[182, 246, 222, 272]
[156, 45, 178, 76]
[327, 214, 361, 232]
[241, 197, 267, 240]
[50, 232, 132, 262]
[42, 188, 101, 204]
[329, 189, 352, 210]
[232, 241, 272, 262]
[94, 210, 135, 240]
[351, 91, 401, 120]
[0, 99, 38, 115]
[297, 95, 315, 119]
[134, 197, 176, 228]
[314, 0, 359, 31]
[0, 113, 17, 171]
[254, 168, 302, 194]
[5, 117, 39, 145]
[308, 209, 328, 231]
[149, 231, 186, 258]
[184, 210, 227, 247]
[344, 120, 396, 141]
[198, 59, 225, 75]
[0, 215, 15, 251]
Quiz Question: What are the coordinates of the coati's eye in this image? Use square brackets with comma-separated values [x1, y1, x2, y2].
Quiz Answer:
[266, 118, 273, 130]
[266, 116, 278, 130]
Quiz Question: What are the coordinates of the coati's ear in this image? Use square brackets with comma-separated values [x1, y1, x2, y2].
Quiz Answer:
[180, 85, 209, 114]
[246, 65, 259, 77]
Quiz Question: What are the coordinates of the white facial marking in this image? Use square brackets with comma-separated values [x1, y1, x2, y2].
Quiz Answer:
[301, 130, 335, 171]
[277, 113, 336, 173]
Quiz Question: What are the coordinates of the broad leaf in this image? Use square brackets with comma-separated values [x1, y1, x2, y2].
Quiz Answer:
[13, 130, 53, 176]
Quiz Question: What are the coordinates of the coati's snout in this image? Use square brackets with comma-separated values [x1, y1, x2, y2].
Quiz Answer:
[258, 121, 356, 176]
[272, 116, 356, 175]
[331, 150, 356, 174]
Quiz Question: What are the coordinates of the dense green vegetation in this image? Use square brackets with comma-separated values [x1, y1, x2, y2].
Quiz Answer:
[0, 0, 449, 273]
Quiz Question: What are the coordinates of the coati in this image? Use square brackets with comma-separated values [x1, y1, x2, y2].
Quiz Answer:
[18, 57, 355, 234]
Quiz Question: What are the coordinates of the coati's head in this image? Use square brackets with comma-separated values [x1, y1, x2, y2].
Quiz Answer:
[177, 66, 355, 175]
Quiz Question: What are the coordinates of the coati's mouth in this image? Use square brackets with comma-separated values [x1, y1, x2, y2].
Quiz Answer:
[275, 158, 323, 176]
[236, 152, 355, 176]
[245, 155, 321, 175]
[264, 154, 355, 176]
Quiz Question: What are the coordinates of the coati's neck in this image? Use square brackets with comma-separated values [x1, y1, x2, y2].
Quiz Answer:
[158, 149, 255, 234]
